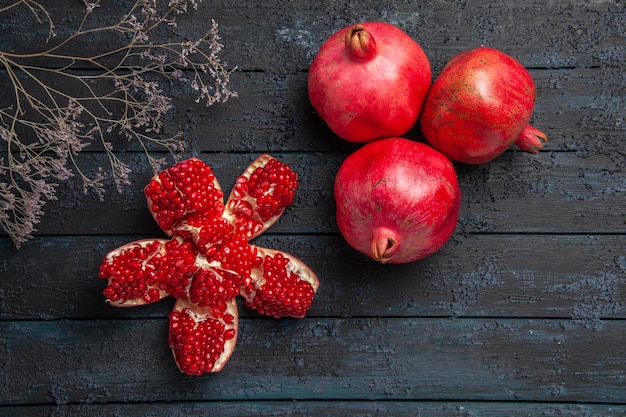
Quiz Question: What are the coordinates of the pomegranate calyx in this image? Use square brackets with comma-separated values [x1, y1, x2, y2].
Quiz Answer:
[345, 24, 377, 62]
[514, 124, 548, 154]
[371, 227, 399, 264]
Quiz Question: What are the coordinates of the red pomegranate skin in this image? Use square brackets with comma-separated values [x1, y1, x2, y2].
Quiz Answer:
[420, 46, 545, 164]
[308, 22, 432, 143]
[334, 138, 461, 264]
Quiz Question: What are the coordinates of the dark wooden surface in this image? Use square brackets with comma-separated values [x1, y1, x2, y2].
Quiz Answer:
[1, 0, 625, 416]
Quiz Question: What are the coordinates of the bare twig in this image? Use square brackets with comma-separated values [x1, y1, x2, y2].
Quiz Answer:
[0, 0, 237, 248]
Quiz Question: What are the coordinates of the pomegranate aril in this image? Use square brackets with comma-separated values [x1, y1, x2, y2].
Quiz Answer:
[223, 328, 236, 340]
[143, 288, 161, 303]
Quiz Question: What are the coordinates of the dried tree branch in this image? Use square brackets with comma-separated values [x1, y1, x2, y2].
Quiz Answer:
[0, 0, 237, 248]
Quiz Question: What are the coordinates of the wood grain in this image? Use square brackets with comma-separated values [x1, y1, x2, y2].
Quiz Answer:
[0, 0, 624, 414]
[1, 234, 624, 321]
[1, 0, 623, 71]
[4, 402, 626, 417]
[1, 318, 625, 405]
[3, 67, 622, 154]
[23, 148, 625, 236]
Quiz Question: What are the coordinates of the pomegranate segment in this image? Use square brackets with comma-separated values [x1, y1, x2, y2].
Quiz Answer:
[168, 298, 238, 375]
[224, 155, 298, 239]
[243, 247, 321, 319]
[99, 238, 197, 306]
[99, 155, 319, 375]
[144, 158, 224, 235]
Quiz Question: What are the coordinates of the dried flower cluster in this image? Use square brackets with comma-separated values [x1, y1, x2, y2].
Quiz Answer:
[0, 0, 237, 248]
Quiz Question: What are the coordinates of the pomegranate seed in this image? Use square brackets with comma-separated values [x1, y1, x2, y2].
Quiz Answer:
[223, 328, 236, 340]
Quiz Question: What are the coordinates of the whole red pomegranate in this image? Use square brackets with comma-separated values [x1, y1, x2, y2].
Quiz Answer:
[420, 46, 547, 164]
[308, 22, 432, 143]
[334, 138, 461, 264]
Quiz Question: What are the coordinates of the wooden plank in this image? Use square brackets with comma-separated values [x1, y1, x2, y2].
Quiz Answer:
[1, 318, 624, 404]
[3, 402, 626, 417]
[167, 66, 626, 153]
[1, 234, 624, 321]
[2, 67, 622, 154]
[16, 148, 624, 236]
[0, 1, 624, 414]
[0, 0, 623, 71]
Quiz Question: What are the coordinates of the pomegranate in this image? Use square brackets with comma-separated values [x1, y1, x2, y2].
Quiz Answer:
[308, 22, 432, 143]
[334, 138, 461, 264]
[420, 46, 547, 164]
[99, 156, 320, 375]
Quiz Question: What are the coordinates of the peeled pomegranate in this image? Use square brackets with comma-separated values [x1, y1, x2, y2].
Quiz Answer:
[334, 138, 461, 264]
[420, 46, 547, 164]
[308, 22, 432, 143]
[99, 156, 320, 375]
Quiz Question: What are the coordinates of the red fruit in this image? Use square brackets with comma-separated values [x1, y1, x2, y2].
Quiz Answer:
[334, 138, 461, 264]
[242, 247, 320, 319]
[308, 22, 432, 143]
[224, 156, 298, 239]
[144, 158, 223, 235]
[99, 155, 319, 375]
[99, 238, 197, 306]
[168, 297, 238, 375]
[420, 46, 547, 164]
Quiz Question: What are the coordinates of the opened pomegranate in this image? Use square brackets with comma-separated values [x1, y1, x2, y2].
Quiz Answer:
[308, 22, 432, 143]
[99, 155, 320, 375]
[420, 46, 547, 164]
[335, 138, 461, 264]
